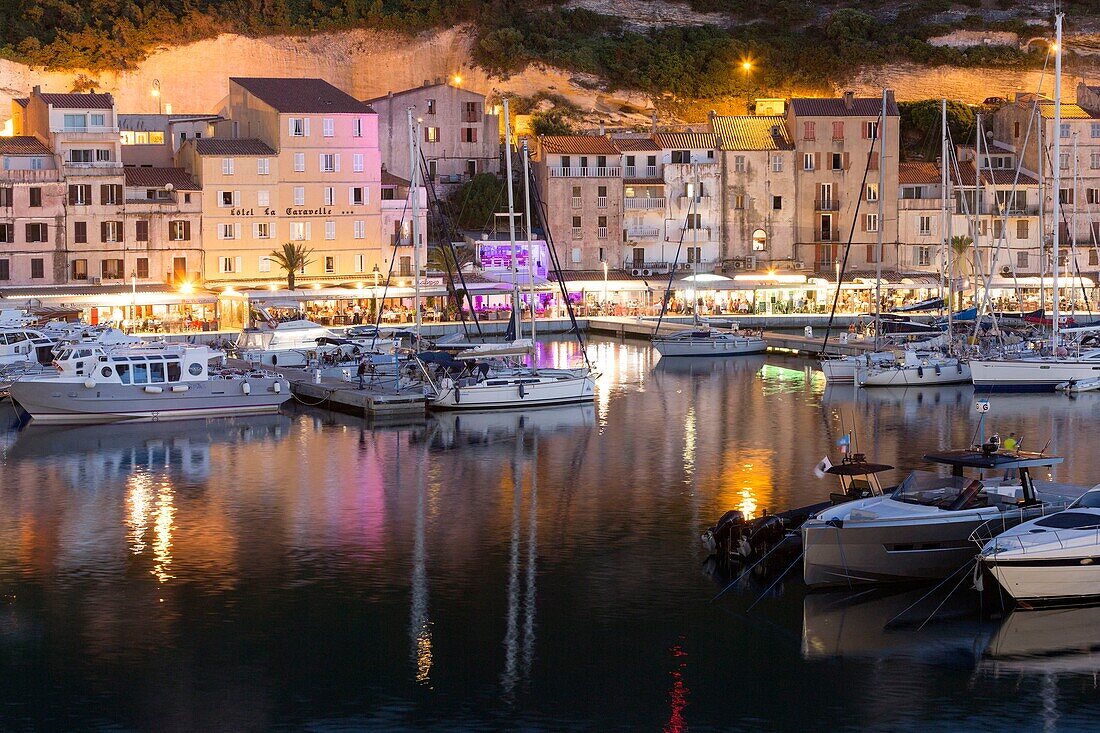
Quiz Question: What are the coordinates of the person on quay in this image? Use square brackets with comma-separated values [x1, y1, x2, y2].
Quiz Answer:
[357, 358, 368, 390]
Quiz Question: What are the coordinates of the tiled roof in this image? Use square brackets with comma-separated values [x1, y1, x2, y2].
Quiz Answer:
[0, 136, 53, 156]
[364, 82, 483, 105]
[899, 162, 940, 185]
[231, 77, 374, 114]
[790, 96, 900, 117]
[1037, 101, 1095, 119]
[654, 132, 718, 150]
[381, 170, 411, 187]
[551, 268, 652, 281]
[123, 166, 200, 191]
[38, 92, 114, 110]
[612, 136, 660, 151]
[712, 115, 793, 151]
[539, 135, 620, 155]
[192, 138, 276, 156]
[13, 98, 28, 108]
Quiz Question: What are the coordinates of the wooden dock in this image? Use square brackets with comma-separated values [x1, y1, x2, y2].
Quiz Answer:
[228, 359, 427, 420]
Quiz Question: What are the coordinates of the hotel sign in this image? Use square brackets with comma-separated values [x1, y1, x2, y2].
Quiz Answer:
[228, 207, 345, 217]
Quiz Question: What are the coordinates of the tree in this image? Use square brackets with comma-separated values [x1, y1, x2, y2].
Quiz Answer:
[898, 100, 976, 161]
[269, 242, 314, 291]
[950, 235, 974, 308]
[445, 173, 512, 230]
[531, 108, 576, 136]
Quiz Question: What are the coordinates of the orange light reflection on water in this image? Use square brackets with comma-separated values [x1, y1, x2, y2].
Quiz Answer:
[716, 449, 774, 520]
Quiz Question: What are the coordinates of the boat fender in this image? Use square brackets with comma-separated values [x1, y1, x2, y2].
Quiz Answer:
[83, 379, 96, 389]
[144, 386, 163, 394]
[957, 363, 962, 374]
[273, 382, 281, 394]
[271, 354, 278, 366]
[171, 385, 188, 393]
[917, 366, 923, 378]
[454, 385, 460, 404]
[935, 364, 942, 376]
[242, 382, 251, 395]
[519, 383, 526, 398]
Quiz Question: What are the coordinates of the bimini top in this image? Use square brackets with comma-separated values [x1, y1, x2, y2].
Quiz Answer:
[924, 449, 1063, 470]
[826, 461, 894, 477]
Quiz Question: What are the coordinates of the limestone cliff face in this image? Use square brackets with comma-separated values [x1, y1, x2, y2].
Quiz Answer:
[1, 26, 1098, 126]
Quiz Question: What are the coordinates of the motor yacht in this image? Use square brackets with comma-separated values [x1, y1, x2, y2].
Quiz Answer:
[9, 342, 290, 423]
[979, 485, 1100, 606]
[802, 448, 1078, 588]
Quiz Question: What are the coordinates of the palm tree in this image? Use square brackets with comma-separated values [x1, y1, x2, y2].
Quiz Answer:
[950, 235, 973, 309]
[427, 243, 480, 309]
[269, 242, 314, 291]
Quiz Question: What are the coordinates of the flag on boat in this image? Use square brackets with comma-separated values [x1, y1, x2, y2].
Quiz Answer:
[814, 456, 833, 479]
[837, 434, 850, 454]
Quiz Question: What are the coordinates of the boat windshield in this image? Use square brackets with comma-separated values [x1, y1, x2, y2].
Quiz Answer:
[1070, 490, 1100, 509]
[890, 470, 982, 508]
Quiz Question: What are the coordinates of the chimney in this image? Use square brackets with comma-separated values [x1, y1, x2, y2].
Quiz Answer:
[843, 90, 855, 110]
[884, 89, 896, 110]
[32, 85, 41, 95]
[598, 121, 605, 135]
[771, 125, 780, 137]
[651, 111, 658, 135]
[423, 79, 431, 88]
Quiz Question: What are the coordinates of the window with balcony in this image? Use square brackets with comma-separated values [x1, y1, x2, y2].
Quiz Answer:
[222, 158, 234, 175]
[571, 186, 581, 208]
[919, 215, 932, 236]
[686, 214, 702, 229]
[572, 216, 582, 239]
[101, 259, 124, 279]
[323, 118, 334, 137]
[63, 114, 86, 130]
[96, 149, 111, 162]
[26, 223, 47, 242]
[597, 216, 608, 239]
[72, 259, 88, 281]
[68, 149, 93, 163]
[597, 185, 607, 208]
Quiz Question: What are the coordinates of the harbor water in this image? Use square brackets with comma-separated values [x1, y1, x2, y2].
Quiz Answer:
[2, 337, 1100, 731]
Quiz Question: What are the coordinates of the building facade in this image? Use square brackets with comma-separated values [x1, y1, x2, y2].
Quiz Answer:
[369, 81, 500, 189]
[788, 91, 901, 273]
[533, 135, 624, 271]
[119, 114, 221, 167]
[179, 77, 387, 287]
[0, 136, 65, 286]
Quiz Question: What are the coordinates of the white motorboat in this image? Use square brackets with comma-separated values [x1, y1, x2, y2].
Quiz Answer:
[970, 349, 1100, 392]
[652, 328, 766, 357]
[9, 342, 290, 424]
[856, 350, 971, 387]
[802, 448, 1078, 588]
[237, 319, 350, 367]
[1056, 376, 1100, 393]
[979, 486, 1100, 606]
[0, 327, 57, 366]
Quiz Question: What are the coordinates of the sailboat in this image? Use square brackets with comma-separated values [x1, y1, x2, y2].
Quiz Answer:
[968, 13, 1100, 390]
[856, 96, 971, 387]
[419, 100, 595, 409]
[652, 167, 766, 357]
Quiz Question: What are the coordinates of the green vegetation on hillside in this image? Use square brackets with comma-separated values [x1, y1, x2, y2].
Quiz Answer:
[0, 0, 1080, 103]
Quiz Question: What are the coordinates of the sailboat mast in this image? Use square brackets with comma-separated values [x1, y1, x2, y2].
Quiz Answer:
[522, 138, 537, 346]
[942, 98, 953, 336]
[874, 89, 886, 348]
[1072, 129, 1079, 318]
[1052, 11, 1064, 345]
[409, 108, 423, 343]
[502, 98, 521, 340]
[692, 166, 699, 322]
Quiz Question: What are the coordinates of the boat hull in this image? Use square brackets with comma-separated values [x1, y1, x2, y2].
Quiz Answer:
[653, 337, 766, 357]
[970, 359, 1100, 392]
[9, 377, 292, 424]
[802, 512, 1008, 588]
[983, 558, 1100, 605]
[858, 361, 971, 387]
[431, 374, 595, 410]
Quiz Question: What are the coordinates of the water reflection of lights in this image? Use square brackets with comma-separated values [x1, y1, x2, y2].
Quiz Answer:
[717, 450, 774, 520]
[683, 407, 696, 474]
[152, 481, 175, 583]
[125, 473, 153, 555]
[664, 641, 689, 733]
[415, 621, 433, 684]
[758, 364, 817, 396]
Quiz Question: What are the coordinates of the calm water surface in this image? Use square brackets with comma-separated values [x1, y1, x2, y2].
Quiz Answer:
[1, 337, 1099, 732]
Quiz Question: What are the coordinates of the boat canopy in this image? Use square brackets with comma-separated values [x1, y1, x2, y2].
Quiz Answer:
[923, 449, 1063, 470]
[825, 462, 894, 476]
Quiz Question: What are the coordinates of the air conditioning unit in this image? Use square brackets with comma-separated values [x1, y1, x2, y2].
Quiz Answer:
[747, 256, 757, 270]
[631, 268, 643, 276]
[641, 268, 653, 276]
[794, 261, 805, 270]
[1001, 265, 1012, 276]
[732, 260, 746, 270]
[679, 263, 692, 271]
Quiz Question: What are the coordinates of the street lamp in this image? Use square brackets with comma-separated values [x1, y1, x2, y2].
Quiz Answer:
[151, 79, 162, 114]
[130, 270, 138, 332]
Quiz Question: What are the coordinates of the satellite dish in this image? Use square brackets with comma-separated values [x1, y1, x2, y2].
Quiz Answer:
[165, 182, 175, 191]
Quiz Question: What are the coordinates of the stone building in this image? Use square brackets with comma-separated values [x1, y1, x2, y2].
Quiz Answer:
[788, 91, 901, 273]
[0, 136, 66, 286]
[368, 81, 500, 190]
[654, 132, 723, 273]
[119, 113, 221, 167]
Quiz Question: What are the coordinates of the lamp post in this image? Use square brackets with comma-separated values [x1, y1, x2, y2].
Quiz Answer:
[130, 271, 137, 332]
[741, 60, 754, 114]
[151, 79, 162, 114]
